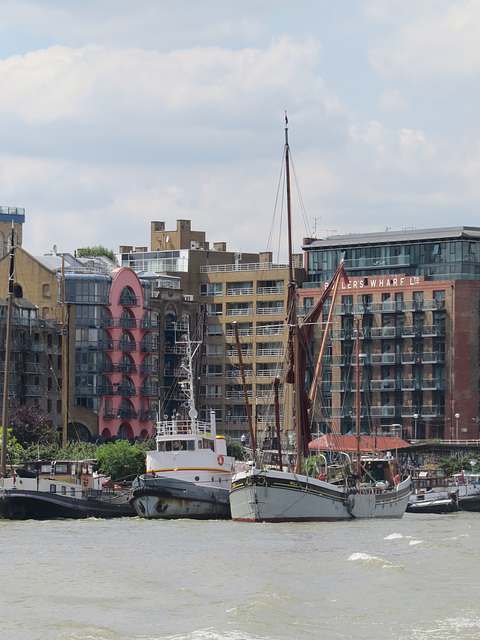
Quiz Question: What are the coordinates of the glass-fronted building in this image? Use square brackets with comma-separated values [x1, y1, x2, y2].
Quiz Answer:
[304, 226, 480, 285]
[300, 227, 480, 442]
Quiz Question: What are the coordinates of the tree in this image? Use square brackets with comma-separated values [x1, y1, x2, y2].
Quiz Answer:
[77, 245, 115, 262]
[8, 401, 57, 446]
[95, 440, 147, 481]
[225, 436, 245, 460]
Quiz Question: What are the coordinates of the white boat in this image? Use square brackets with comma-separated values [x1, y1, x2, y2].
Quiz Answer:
[131, 329, 235, 519]
[229, 116, 412, 522]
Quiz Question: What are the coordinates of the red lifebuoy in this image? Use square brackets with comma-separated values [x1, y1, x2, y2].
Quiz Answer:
[318, 473, 327, 481]
[83, 477, 89, 487]
[394, 474, 401, 485]
[217, 455, 224, 466]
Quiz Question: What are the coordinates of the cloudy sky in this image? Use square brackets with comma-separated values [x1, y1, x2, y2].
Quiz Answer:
[2, 0, 480, 260]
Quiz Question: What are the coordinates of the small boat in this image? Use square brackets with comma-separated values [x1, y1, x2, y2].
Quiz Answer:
[130, 329, 235, 519]
[406, 491, 459, 514]
[0, 460, 135, 520]
[407, 471, 480, 514]
[229, 116, 412, 522]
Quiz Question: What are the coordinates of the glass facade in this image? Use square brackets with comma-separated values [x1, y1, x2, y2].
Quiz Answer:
[305, 228, 480, 285]
[120, 250, 189, 273]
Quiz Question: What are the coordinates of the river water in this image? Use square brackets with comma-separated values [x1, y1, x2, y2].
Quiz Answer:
[0, 513, 478, 640]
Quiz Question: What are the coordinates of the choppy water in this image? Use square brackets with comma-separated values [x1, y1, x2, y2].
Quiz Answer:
[0, 513, 479, 640]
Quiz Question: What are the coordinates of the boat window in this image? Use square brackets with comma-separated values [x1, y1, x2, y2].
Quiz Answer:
[158, 442, 166, 452]
[61, 486, 66, 495]
[203, 439, 214, 451]
[187, 441, 195, 451]
[55, 464, 68, 474]
[172, 441, 180, 450]
[198, 440, 202, 449]
[41, 464, 51, 473]
[50, 484, 56, 493]
[70, 488, 75, 496]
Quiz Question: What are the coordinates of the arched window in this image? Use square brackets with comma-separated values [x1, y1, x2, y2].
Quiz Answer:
[119, 353, 136, 374]
[119, 331, 135, 351]
[120, 308, 136, 328]
[141, 354, 158, 375]
[118, 399, 136, 419]
[117, 423, 134, 440]
[119, 286, 138, 307]
[141, 378, 158, 398]
[118, 376, 136, 397]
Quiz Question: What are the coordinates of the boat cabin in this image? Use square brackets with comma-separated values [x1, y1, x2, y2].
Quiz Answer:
[362, 457, 400, 487]
[17, 460, 104, 491]
[410, 468, 448, 494]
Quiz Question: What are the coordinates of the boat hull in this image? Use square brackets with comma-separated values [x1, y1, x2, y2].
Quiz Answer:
[229, 468, 412, 522]
[0, 489, 135, 520]
[131, 475, 230, 519]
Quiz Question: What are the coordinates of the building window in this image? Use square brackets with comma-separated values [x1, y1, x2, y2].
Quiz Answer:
[42, 284, 50, 298]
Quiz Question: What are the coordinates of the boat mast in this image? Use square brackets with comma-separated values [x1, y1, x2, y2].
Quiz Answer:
[274, 377, 283, 471]
[284, 114, 303, 474]
[355, 317, 361, 478]
[233, 321, 256, 451]
[1, 226, 15, 478]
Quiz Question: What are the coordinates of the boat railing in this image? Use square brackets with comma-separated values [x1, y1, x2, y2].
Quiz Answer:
[156, 419, 211, 438]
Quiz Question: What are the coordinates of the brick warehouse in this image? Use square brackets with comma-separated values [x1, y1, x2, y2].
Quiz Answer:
[299, 226, 480, 441]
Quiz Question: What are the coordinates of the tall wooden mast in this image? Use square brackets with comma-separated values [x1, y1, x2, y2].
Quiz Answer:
[284, 114, 302, 474]
[355, 317, 362, 478]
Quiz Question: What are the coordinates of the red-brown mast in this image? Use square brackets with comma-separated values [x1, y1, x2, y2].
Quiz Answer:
[355, 317, 362, 478]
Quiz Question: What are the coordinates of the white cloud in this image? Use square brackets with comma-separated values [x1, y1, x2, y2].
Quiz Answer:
[369, 0, 480, 77]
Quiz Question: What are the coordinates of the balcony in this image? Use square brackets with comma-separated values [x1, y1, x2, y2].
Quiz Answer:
[256, 389, 283, 399]
[370, 406, 396, 418]
[371, 353, 397, 365]
[140, 409, 157, 420]
[370, 326, 397, 339]
[401, 379, 415, 390]
[421, 405, 443, 417]
[226, 328, 253, 337]
[226, 416, 249, 424]
[226, 370, 253, 378]
[401, 353, 416, 364]
[226, 348, 253, 358]
[257, 286, 284, 295]
[422, 352, 442, 364]
[256, 325, 284, 336]
[257, 348, 284, 357]
[164, 344, 188, 355]
[370, 379, 396, 391]
[226, 390, 253, 399]
[119, 294, 140, 307]
[141, 387, 158, 397]
[116, 386, 137, 397]
[370, 301, 402, 313]
[226, 308, 253, 316]
[402, 326, 415, 337]
[256, 368, 282, 377]
[227, 287, 254, 296]
[257, 306, 284, 316]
